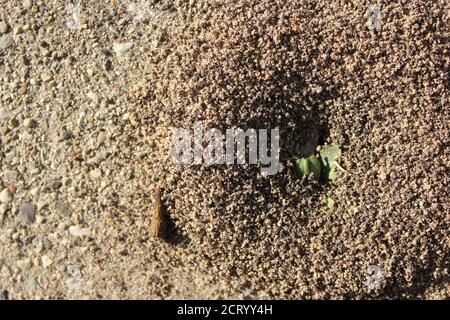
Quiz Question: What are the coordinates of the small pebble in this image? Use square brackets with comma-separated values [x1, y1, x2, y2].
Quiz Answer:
[19, 202, 36, 224]
[90, 168, 102, 179]
[69, 225, 90, 237]
[87, 91, 99, 102]
[41, 255, 53, 268]
[0, 204, 7, 223]
[113, 42, 134, 55]
[23, 278, 37, 293]
[23, 0, 33, 10]
[0, 126, 8, 135]
[43, 237, 52, 250]
[18, 84, 28, 95]
[36, 215, 45, 224]
[40, 72, 53, 82]
[1, 266, 11, 277]
[13, 26, 23, 35]
[30, 187, 40, 198]
[0, 188, 13, 203]
[23, 118, 34, 128]
[0, 34, 12, 50]
[0, 22, 9, 34]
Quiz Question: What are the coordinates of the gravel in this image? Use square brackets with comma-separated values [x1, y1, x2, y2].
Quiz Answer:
[18, 202, 36, 224]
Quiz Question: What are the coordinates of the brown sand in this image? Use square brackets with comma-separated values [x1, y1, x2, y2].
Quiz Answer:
[135, 0, 449, 299]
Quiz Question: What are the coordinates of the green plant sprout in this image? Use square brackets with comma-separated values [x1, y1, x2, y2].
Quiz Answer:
[295, 144, 350, 183]
[295, 156, 321, 180]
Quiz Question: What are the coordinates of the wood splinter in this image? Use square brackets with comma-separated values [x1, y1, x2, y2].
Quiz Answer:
[151, 186, 164, 238]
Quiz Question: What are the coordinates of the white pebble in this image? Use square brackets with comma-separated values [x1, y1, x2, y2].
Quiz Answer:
[113, 42, 134, 56]
[0, 188, 13, 203]
[69, 225, 90, 237]
[41, 255, 53, 268]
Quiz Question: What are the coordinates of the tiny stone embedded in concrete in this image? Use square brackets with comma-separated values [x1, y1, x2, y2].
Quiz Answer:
[19, 202, 36, 224]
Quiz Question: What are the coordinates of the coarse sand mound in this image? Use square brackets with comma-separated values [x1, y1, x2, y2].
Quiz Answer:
[2, 0, 444, 299]
[127, 0, 449, 298]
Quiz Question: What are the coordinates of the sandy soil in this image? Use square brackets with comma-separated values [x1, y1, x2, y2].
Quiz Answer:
[0, 0, 448, 299]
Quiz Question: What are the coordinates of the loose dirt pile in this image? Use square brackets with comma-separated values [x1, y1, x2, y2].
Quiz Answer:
[0, 0, 448, 299]
[139, 0, 449, 298]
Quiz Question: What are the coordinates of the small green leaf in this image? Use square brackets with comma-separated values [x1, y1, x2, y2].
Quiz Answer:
[320, 144, 342, 182]
[295, 156, 321, 179]
[320, 144, 341, 167]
